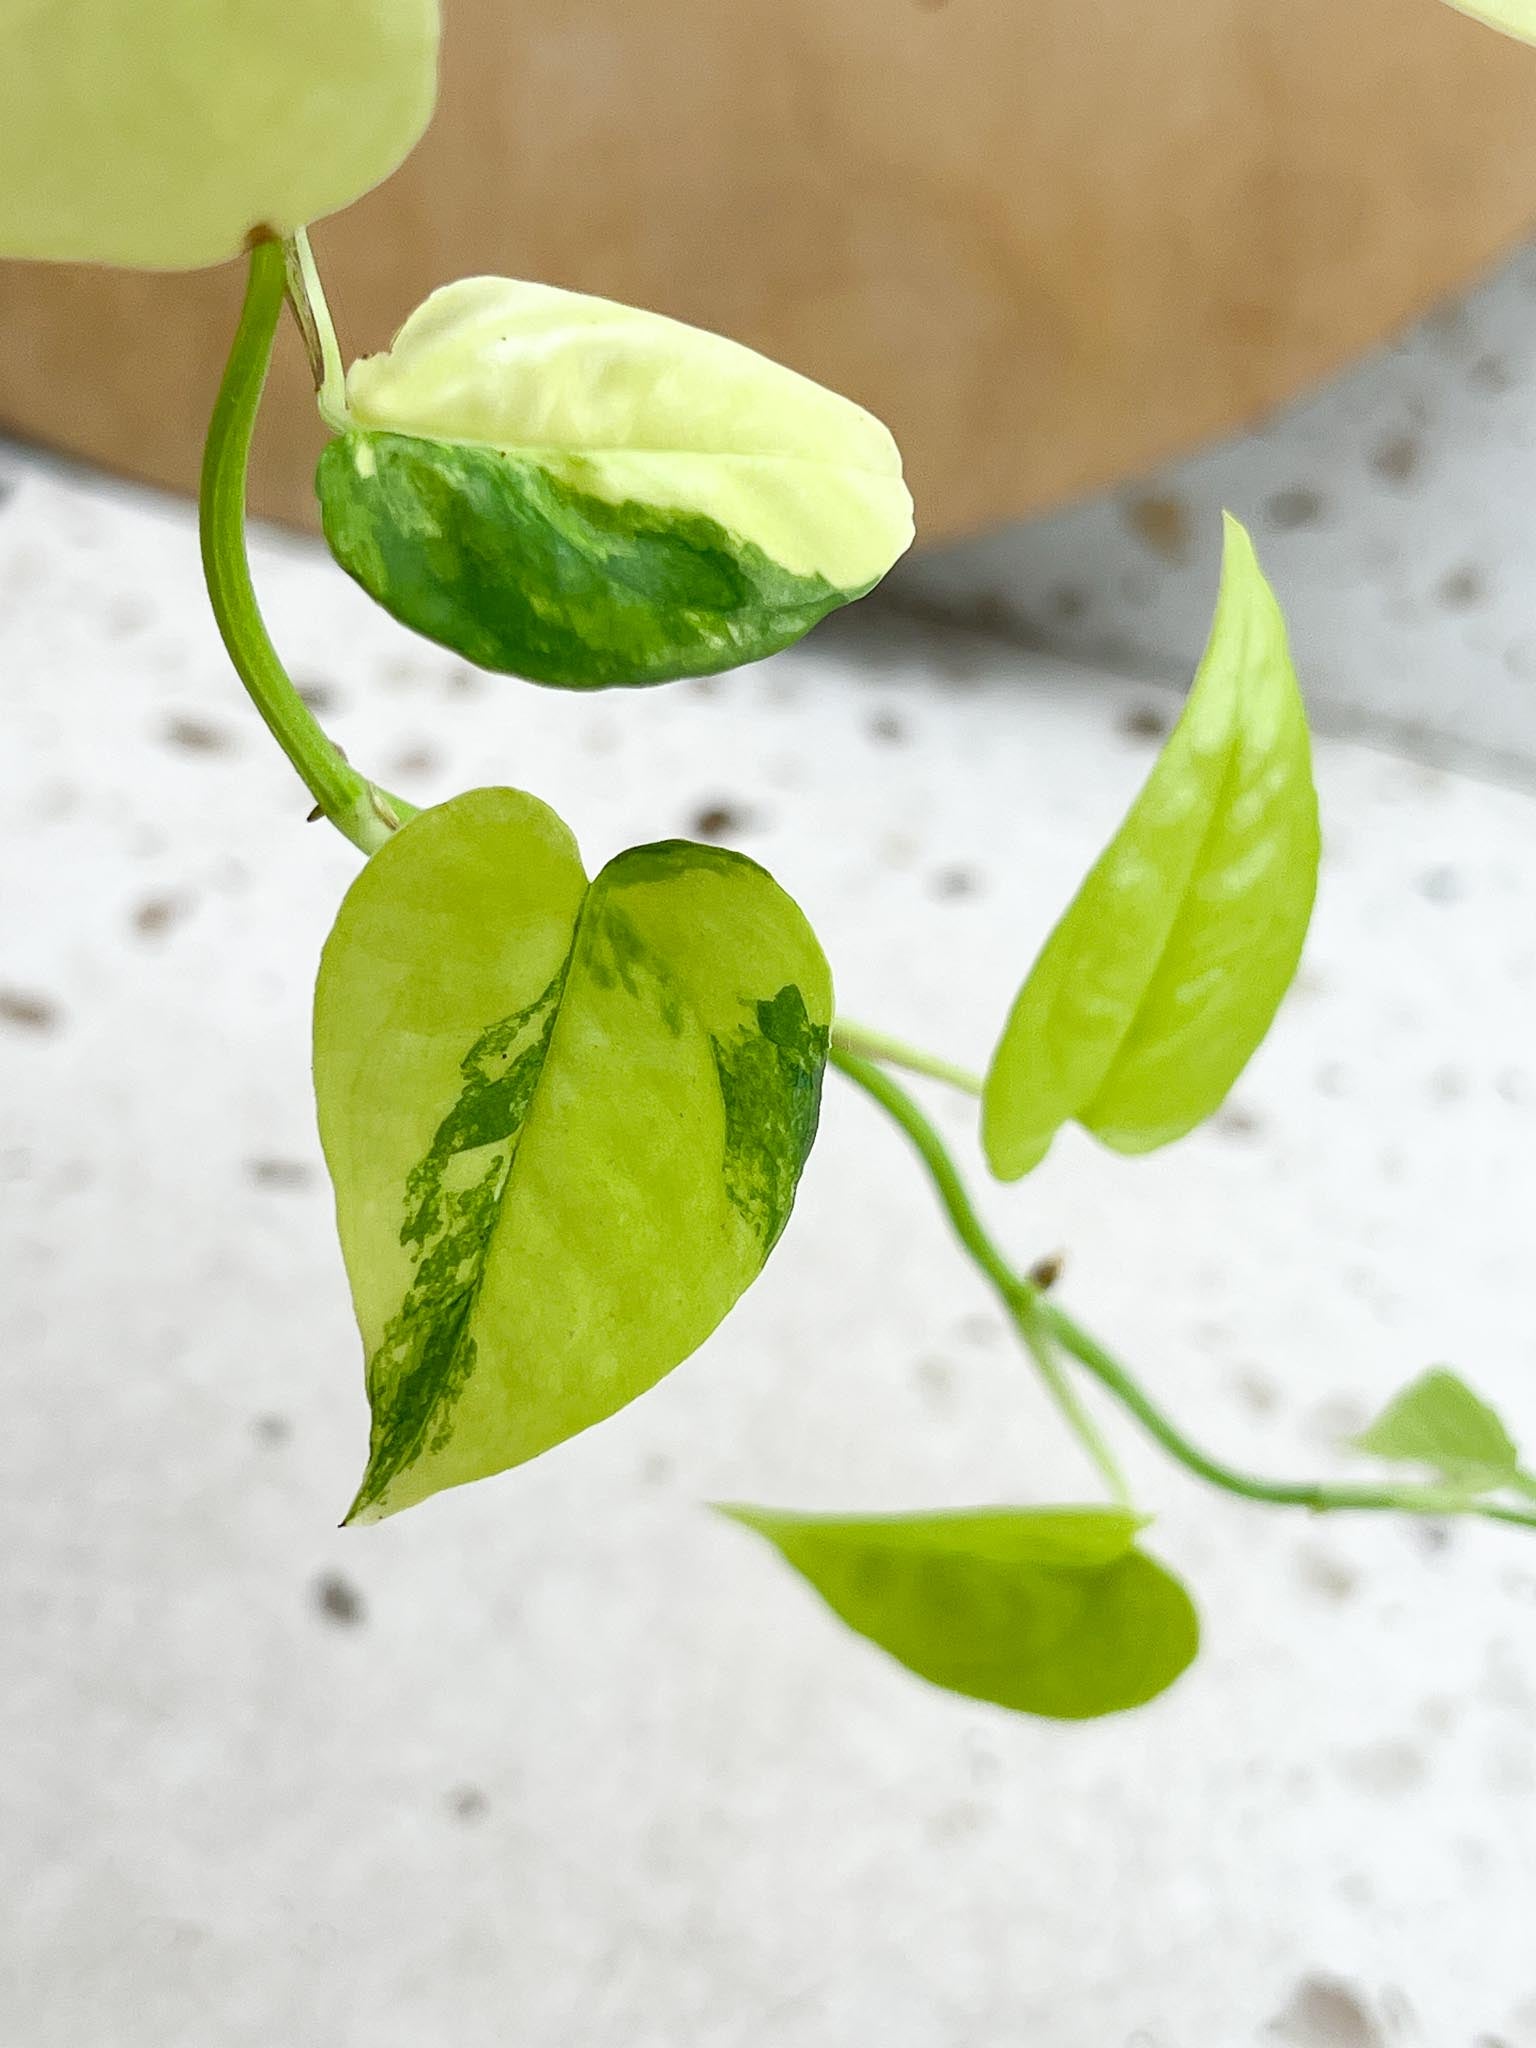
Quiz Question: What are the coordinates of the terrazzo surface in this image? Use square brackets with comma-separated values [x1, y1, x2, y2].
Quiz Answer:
[898, 239, 1536, 785]
[1, 444, 1534, 2047]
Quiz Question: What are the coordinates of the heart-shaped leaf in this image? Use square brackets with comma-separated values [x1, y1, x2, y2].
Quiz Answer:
[983, 515, 1319, 1179]
[0, 0, 439, 269]
[316, 277, 914, 686]
[1354, 1368, 1526, 1494]
[721, 1504, 1199, 1717]
[315, 788, 832, 1522]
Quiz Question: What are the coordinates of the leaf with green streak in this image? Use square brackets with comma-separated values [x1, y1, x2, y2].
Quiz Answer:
[0, 0, 439, 269]
[1354, 1368, 1526, 1494]
[983, 515, 1319, 1179]
[315, 276, 914, 687]
[313, 787, 832, 1523]
[721, 1504, 1200, 1718]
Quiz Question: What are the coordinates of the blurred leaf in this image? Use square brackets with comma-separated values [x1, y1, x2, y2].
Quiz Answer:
[1355, 1368, 1522, 1493]
[983, 515, 1319, 1179]
[0, 0, 439, 269]
[721, 1504, 1199, 1718]
[1442, 2, 1536, 47]
[317, 276, 913, 686]
[315, 788, 831, 1522]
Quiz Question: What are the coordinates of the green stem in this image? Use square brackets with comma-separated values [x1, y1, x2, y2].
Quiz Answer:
[1012, 1301, 1134, 1508]
[831, 1020, 984, 1098]
[831, 1043, 1536, 1536]
[200, 238, 411, 856]
[830, 1046, 1132, 1506]
[830, 1047, 1017, 1299]
[1040, 1303, 1536, 1532]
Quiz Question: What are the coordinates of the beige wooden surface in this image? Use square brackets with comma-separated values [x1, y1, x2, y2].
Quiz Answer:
[3, 0, 1536, 540]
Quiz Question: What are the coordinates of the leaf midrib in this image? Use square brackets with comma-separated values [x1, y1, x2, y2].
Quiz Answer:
[1077, 669, 1252, 1125]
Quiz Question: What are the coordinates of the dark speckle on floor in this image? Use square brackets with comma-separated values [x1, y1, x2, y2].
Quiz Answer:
[313, 1572, 366, 1627]
[1122, 490, 1194, 565]
[252, 1414, 292, 1447]
[930, 865, 980, 900]
[448, 1785, 489, 1822]
[1468, 353, 1515, 394]
[133, 894, 191, 938]
[1417, 865, 1463, 904]
[1339, 1740, 1427, 1795]
[1119, 701, 1172, 743]
[164, 714, 235, 753]
[246, 1158, 315, 1190]
[1296, 1546, 1358, 1602]
[1437, 564, 1488, 612]
[1048, 583, 1089, 624]
[1267, 1974, 1385, 2048]
[692, 803, 751, 841]
[1234, 1369, 1279, 1414]
[1369, 431, 1423, 485]
[1265, 486, 1327, 531]
[0, 988, 61, 1032]
[1213, 1101, 1263, 1140]
[390, 743, 441, 780]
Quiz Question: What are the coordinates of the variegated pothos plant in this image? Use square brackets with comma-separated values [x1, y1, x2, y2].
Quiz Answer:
[5, 0, 1534, 1722]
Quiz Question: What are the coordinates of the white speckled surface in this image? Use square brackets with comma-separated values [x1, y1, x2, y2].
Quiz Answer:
[1, 444, 1534, 2048]
[895, 243, 1536, 786]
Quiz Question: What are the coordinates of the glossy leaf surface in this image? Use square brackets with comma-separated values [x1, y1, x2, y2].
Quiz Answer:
[317, 277, 913, 686]
[0, 0, 439, 269]
[315, 788, 832, 1522]
[1355, 1368, 1524, 1493]
[983, 515, 1318, 1179]
[722, 1504, 1199, 1718]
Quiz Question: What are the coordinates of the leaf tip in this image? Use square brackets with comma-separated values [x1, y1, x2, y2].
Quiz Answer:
[1214, 507, 1268, 604]
[340, 1471, 388, 1529]
[709, 1500, 773, 1535]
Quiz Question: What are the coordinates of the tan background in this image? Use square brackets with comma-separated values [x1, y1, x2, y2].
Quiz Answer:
[4, 0, 1536, 540]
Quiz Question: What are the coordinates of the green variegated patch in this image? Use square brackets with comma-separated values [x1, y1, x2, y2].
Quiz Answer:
[315, 277, 914, 686]
[984, 515, 1319, 1179]
[721, 1504, 1199, 1718]
[313, 788, 832, 1522]
[318, 431, 853, 686]
[0, 0, 439, 269]
[713, 984, 828, 1252]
